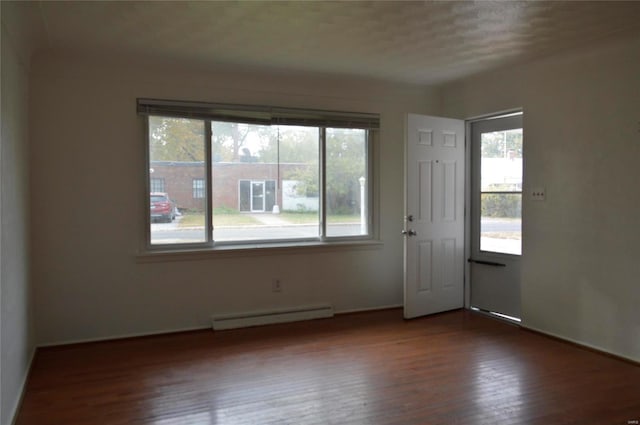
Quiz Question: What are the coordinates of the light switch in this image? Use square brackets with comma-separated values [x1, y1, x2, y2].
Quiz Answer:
[531, 187, 546, 201]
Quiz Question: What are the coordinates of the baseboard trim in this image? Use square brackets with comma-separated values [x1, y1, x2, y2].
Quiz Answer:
[521, 324, 639, 366]
[335, 304, 402, 315]
[38, 305, 405, 347]
[468, 307, 521, 327]
[37, 324, 211, 348]
[10, 347, 36, 425]
[212, 305, 334, 331]
[36, 305, 406, 348]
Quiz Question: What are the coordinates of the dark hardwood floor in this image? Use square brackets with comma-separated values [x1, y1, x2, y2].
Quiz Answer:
[15, 309, 640, 424]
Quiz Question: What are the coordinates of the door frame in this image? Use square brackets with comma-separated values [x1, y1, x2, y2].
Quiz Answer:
[463, 109, 523, 310]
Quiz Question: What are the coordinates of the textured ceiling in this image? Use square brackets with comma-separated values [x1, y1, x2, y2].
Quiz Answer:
[27, 1, 640, 85]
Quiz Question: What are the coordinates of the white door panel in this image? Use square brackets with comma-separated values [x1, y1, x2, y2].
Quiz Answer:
[404, 114, 465, 319]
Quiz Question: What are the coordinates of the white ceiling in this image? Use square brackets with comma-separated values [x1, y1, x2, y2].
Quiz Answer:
[14, 1, 640, 85]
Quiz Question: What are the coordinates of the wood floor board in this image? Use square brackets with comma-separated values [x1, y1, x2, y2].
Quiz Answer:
[15, 309, 640, 424]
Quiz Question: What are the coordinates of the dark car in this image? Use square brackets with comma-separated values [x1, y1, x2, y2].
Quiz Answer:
[150, 192, 176, 223]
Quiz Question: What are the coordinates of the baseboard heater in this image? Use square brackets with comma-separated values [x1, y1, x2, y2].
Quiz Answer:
[211, 304, 334, 331]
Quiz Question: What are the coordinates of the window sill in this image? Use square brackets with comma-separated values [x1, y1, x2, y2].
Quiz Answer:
[136, 239, 384, 263]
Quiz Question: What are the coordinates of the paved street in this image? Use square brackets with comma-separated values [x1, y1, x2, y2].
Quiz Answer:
[480, 218, 522, 255]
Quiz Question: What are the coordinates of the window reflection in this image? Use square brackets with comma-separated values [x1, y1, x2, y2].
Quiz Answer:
[472, 348, 525, 420]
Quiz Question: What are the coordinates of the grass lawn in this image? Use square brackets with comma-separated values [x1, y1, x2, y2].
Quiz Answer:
[179, 213, 261, 227]
[179, 212, 361, 227]
[278, 212, 361, 224]
[277, 212, 320, 224]
[326, 214, 361, 224]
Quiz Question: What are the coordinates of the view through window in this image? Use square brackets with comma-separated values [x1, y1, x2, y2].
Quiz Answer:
[149, 117, 207, 244]
[148, 116, 371, 247]
[479, 128, 523, 255]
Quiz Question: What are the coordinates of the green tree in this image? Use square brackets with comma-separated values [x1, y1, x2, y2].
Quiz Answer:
[149, 117, 205, 161]
[260, 126, 319, 202]
[212, 121, 286, 162]
[212, 122, 252, 162]
[256, 125, 318, 163]
[283, 129, 367, 214]
[481, 129, 522, 159]
[481, 184, 522, 218]
[325, 129, 366, 214]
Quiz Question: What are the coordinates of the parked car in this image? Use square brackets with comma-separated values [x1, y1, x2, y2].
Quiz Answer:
[150, 192, 176, 223]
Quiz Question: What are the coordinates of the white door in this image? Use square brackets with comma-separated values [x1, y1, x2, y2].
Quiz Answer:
[404, 114, 465, 319]
[469, 114, 523, 320]
[251, 181, 265, 212]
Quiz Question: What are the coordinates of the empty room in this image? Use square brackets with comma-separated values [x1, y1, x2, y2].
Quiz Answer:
[2, 1, 640, 424]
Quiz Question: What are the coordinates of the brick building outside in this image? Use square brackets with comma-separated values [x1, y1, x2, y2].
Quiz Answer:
[149, 160, 314, 213]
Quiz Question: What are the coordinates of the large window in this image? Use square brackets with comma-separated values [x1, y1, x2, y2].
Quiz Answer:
[140, 99, 378, 249]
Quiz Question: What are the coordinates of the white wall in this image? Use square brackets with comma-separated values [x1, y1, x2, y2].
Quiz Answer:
[29, 50, 439, 345]
[441, 33, 640, 361]
[1, 8, 35, 425]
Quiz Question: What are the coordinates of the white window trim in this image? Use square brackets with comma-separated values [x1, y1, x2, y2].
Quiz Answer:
[141, 100, 380, 256]
[136, 239, 384, 263]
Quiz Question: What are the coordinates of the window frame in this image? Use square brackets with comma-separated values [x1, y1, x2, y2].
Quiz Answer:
[141, 100, 379, 253]
[471, 113, 523, 257]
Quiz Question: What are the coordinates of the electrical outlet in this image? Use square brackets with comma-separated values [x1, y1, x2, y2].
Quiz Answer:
[272, 278, 282, 293]
[531, 187, 546, 201]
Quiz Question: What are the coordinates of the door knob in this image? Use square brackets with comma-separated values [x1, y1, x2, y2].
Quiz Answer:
[401, 229, 417, 236]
